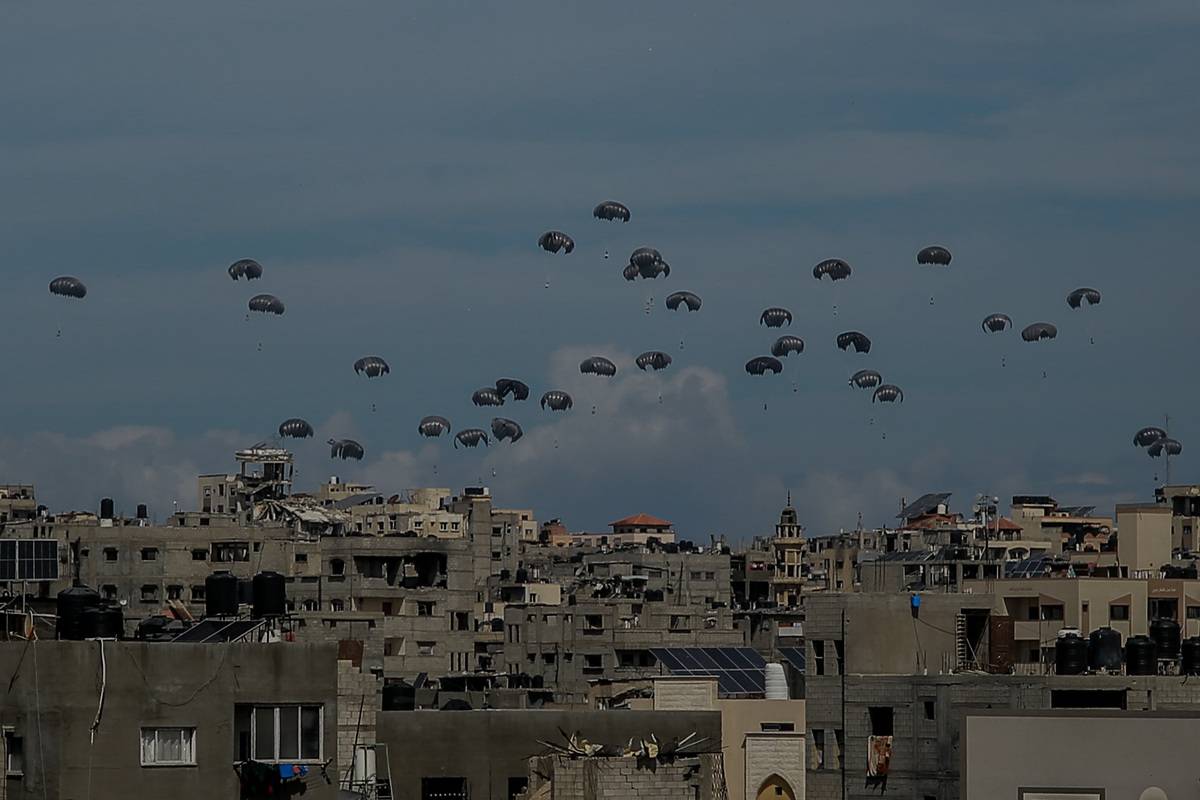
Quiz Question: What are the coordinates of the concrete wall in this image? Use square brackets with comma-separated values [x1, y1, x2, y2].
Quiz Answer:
[963, 712, 1200, 799]
[654, 677, 719, 711]
[1117, 504, 1172, 574]
[0, 641, 338, 800]
[526, 753, 721, 800]
[376, 709, 721, 800]
[718, 700, 805, 800]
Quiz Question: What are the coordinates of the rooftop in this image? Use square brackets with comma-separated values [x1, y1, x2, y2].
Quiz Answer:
[610, 513, 672, 529]
[897, 493, 951, 520]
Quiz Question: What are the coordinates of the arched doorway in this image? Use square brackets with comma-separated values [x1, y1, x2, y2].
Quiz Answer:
[756, 774, 796, 800]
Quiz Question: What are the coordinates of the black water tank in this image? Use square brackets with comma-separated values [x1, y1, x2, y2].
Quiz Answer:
[1087, 628, 1123, 672]
[99, 498, 114, 519]
[1055, 632, 1088, 675]
[205, 570, 240, 617]
[251, 571, 286, 618]
[382, 681, 415, 711]
[1150, 619, 1181, 660]
[80, 603, 124, 639]
[1182, 637, 1200, 676]
[136, 503, 148, 520]
[56, 585, 101, 640]
[1126, 635, 1158, 675]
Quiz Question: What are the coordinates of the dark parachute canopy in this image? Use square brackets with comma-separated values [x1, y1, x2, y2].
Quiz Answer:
[328, 438, 365, 460]
[872, 384, 904, 403]
[538, 231, 575, 254]
[472, 388, 505, 407]
[982, 313, 1013, 334]
[636, 351, 673, 371]
[771, 336, 805, 357]
[580, 356, 617, 377]
[278, 418, 314, 439]
[454, 429, 489, 449]
[593, 200, 631, 222]
[624, 247, 670, 280]
[495, 378, 530, 402]
[665, 291, 702, 312]
[248, 294, 285, 315]
[354, 356, 390, 378]
[1021, 322, 1057, 342]
[1133, 427, 1168, 448]
[541, 390, 573, 411]
[850, 369, 883, 389]
[745, 356, 783, 375]
[760, 307, 793, 328]
[228, 259, 263, 281]
[1148, 438, 1183, 458]
[49, 276, 87, 299]
[491, 417, 523, 443]
[418, 416, 452, 438]
[836, 331, 871, 353]
[1067, 287, 1102, 309]
[813, 258, 852, 282]
[917, 246, 952, 266]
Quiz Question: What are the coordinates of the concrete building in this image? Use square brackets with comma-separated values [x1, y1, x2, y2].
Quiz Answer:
[1156, 482, 1200, 555]
[771, 500, 805, 607]
[567, 513, 678, 548]
[0, 486, 37, 527]
[0, 641, 339, 800]
[962, 710, 1200, 799]
[1118, 502, 1174, 575]
[1010, 495, 1114, 554]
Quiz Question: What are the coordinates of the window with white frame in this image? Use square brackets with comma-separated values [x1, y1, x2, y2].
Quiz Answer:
[4, 728, 24, 776]
[140, 727, 196, 766]
[235, 705, 322, 763]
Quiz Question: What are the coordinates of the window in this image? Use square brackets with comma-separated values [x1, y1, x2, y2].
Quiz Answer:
[382, 602, 393, 616]
[191, 549, 208, 561]
[213, 542, 249, 563]
[417, 601, 435, 617]
[585, 614, 603, 630]
[417, 641, 436, 656]
[191, 586, 205, 602]
[235, 705, 322, 763]
[705, 571, 716, 580]
[331, 599, 345, 612]
[1187, 606, 1200, 620]
[166, 585, 183, 601]
[810, 729, 825, 769]
[141, 548, 158, 561]
[450, 612, 469, 631]
[508, 776, 528, 800]
[833, 729, 844, 769]
[834, 639, 845, 674]
[330, 559, 345, 577]
[869, 707, 894, 736]
[760, 722, 795, 732]
[1040, 604, 1065, 621]
[4, 730, 23, 776]
[101, 585, 117, 601]
[422, 777, 468, 800]
[583, 654, 603, 674]
[104, 548, 118, 562]
[669, 615, 690, 631]
[923, 700, 936, 721]
[690, 571, 703, 580]
[294, 552, 308, 564]
[812, 640, 825, 676]
[141, 585, 159, 603]
[140, 727, 195, 767]
[1109, 604, 1130, 621]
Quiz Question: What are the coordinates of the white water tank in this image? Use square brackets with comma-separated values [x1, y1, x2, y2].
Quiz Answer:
[765, 662, 788, 700]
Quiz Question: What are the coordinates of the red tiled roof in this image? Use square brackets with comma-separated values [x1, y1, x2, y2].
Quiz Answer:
[996, 516, 1022, 531]
[609, 513, 672, 528]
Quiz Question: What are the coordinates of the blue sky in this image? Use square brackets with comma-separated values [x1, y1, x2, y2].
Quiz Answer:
[2, 3, 1198, 538]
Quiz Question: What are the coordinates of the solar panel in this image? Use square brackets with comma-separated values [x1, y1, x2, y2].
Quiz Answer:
[778, 646, 806, 673]
[172, 619, 264, 644]
[650, 647, 768, 697]
[0, 539, 59, 581]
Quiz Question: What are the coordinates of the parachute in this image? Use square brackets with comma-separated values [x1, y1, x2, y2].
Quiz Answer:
[1067, 287, 1102, 309]
[982, 313, 1013, 334]
[1021, 322, 1057, 342]
[418, 416, 452, 438]
[248, 294, 285, 315]
[872, 384, 904, 403]
[849, 369, 883, 389]
[665, 291, 702, 312]
[745, 356, 783, 375]
[580, 356, 617, 377]
[491, 417, 523, 443]
[228, 259, 263, 281]
[636, 351, 672, 371]
[455, 429, 489, 449]
[538, 231, 575, 254]
[495, 378, 530, 402]
[837, 331, 871, 353]
[917, 246, 952, 266]
[278, 418, 314, 439]
[49, 276, 87, 299]
[328, 438, 364, 460]
[1148, 438, 1182, 458]
[760, 307, 793, 328]
[771, 336, 805, 357]
[354, 356, 390, 378]
[472, 388, 505, 407]
[541, 390, 574, 411]
[1133, 427, 1168, 448]
[624, 247, 670, 280]
[813, 258, 852, 281]
[593, 200, 631, 222]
